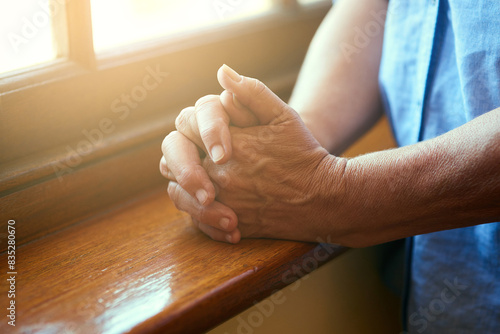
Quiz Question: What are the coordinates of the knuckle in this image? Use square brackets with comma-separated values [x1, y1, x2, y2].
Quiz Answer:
[175, 166, 192, 187]
[195, 95, 218, 109]
[175, 165, 201, 190]
[195, 94, 219, 107]
[161, 131, 179, 153]
[249, 78, 267, 98]
[216, 171, 233, 190]
[199, 120, 225, 141]
[175, 110, 187, 131]
[159, 159, 167, 176]
[195, 95, 229, 127]
[175, 107, 195, 132]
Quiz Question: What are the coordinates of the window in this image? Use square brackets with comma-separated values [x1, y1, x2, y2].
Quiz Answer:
[0, 0, 331, 232]
[90, 0, 273, 52]
[0, 0, 56, 74]
[1, 0, 331, 75]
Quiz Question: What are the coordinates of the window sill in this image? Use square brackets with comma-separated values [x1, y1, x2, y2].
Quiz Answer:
[0, 187, 345, 333]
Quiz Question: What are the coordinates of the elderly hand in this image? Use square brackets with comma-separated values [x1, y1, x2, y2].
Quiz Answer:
[161, 65, 347, 243]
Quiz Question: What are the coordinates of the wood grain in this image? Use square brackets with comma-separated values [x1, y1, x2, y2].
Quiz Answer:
[0, 189, 345, 334]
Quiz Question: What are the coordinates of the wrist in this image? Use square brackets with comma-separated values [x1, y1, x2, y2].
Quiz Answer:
[309, 154, 354, 244]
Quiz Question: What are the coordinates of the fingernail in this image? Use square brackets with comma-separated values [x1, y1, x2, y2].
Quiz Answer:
[225, 234, 233, 243]
[222, 64, 242, 83]
[211, 145, 225, 163]
[219, 217, 230, 230]
[196, 189, 208, 205]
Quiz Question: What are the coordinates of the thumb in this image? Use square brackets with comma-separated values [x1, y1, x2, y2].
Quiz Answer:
[217, 64, 290, 125]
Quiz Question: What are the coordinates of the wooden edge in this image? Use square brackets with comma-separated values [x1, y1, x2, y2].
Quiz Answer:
[0, 185, 347, 333]
[133, 244, 347, 334]
[0, 60, 88, 95]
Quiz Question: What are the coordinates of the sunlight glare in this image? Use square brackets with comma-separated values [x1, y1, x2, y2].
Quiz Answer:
[91, 0, 273, 53]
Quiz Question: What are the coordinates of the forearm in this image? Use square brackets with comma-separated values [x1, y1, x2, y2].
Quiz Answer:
[289, 0, 387, 155]
[319, 108, 500, 247]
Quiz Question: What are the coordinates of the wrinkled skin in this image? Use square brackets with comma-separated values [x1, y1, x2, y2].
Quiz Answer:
[161, 65, 345, 243]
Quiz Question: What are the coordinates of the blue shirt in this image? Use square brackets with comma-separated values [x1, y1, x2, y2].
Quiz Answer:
[379, 0, 500, 333]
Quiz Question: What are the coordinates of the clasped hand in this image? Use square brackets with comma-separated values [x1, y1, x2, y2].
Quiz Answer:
[160, 65, 346, 244]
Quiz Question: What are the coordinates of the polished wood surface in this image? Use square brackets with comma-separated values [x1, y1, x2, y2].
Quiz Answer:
[0, 188, 345, 334]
